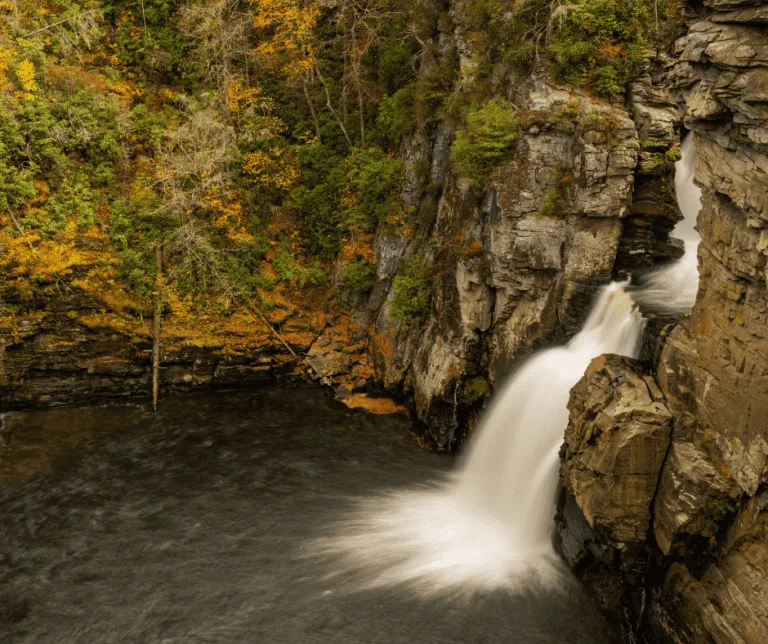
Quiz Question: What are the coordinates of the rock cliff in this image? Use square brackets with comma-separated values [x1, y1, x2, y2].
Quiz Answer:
[558, 1, 768, 641]
[0, 0, 685, 453]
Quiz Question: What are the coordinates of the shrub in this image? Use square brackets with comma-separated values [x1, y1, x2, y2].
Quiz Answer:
[375, 85, 416, 145]
[273, 246, 326, 289]
[346, 147, 405, 230]
[549, 0, 654, 96]
[341, 257, 377, 294]
[450, 98, 519, 185]
[539, 187, 562, 217]
[390, 257, 431, 327]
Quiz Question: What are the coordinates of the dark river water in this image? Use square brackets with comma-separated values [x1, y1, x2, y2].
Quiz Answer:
[0, 387, 617, 643]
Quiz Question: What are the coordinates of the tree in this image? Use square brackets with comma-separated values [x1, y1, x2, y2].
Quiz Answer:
[251, 0, 351, 145]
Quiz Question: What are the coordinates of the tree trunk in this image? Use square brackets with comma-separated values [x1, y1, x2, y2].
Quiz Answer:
[152, 245, 163, 413]
[303, 79, 322, 142]
[315, 63, 353, 147]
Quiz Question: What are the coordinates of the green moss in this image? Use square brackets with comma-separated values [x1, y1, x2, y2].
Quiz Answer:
[460, 376, 490, 403]
[450, 98, 519, 185]
[390, 256, 432, 327]
[666, 147, 682, 162]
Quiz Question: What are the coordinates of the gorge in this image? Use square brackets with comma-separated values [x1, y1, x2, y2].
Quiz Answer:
[1, 0, 768, 642]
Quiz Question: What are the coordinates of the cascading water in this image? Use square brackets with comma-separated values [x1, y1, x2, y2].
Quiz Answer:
[314, 134, 702, 596]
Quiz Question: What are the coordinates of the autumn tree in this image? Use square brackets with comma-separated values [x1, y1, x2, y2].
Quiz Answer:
[251, 0, 350, 145]
[179, 0, 252, 112]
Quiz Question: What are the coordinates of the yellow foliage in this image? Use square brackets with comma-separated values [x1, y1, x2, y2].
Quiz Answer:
[0, 220, 96, 284]
[242, 148, 299, 191]
[227, 79, 264, 114]
[251, 0, 319, 79]
[0, 46, 13, 92]
[201, 186, 253, 243]
[15, 59, 36, 100]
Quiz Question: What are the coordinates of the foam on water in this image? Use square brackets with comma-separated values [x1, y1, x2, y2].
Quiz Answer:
[313, 135, 702, 597]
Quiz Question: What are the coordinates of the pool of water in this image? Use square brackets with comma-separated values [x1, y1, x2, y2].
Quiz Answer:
[0, 387, 617, 643]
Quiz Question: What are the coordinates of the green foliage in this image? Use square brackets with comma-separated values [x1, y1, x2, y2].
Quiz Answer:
[341, 257, 377, 294]
[374, 15, 418, 94]
[412, 50, 459, 127]
[38, 172, 100, 232]
[460, 376, 490, 403]
[539, 187, 562, 217]
[273, 246, 327, 289]
[109, 191, 176, 298]
[289, 143, 346, 259]
[549, 0, 655, 96]
[390, 256, 431, 327]
[130, 102, 178, 150]
[346, 147, 405, 230]
[666, 147, 682, 162]
[709, 496, 740, 522]
[0, 99, 38, 212]
[104, 0, 195, 83]
[0, 82, 122, 235]
[450, 98, 519, 185]
[375, 85, 416, 146]
[17, 86, 120, 183]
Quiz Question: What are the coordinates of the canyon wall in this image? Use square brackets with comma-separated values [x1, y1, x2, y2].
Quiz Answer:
[558, 1, 768, 641]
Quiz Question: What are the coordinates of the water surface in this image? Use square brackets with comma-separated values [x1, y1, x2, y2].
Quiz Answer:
[0, 387, 616, 643]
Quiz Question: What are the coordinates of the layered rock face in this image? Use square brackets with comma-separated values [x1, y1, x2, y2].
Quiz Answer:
[563, 355, 672, 545]
[0, 291, 304, 409]
[338, 13, 685, 448]
[559, 2, 768, 641]
[649, 1, 768, 639]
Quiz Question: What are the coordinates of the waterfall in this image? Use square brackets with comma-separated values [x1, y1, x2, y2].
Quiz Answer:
[314, 135, 702, 596]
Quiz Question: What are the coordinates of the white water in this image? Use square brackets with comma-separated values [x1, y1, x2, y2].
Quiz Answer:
[630, 135, 702, 315]
[315, 135, 702, 597]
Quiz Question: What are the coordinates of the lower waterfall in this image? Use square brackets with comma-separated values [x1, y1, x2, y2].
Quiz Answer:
[314, 135, 702, 596]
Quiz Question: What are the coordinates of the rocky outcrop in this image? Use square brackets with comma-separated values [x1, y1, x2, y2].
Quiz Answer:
[556, 355, 673, 638]
[650, 492, 768, 644]
[0, 291, 305, 409]
[563, 355, 672, 544]
[646, 1, 768, 639]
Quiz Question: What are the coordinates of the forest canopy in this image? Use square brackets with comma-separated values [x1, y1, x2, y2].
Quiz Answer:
[0, 0, 674, 327]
